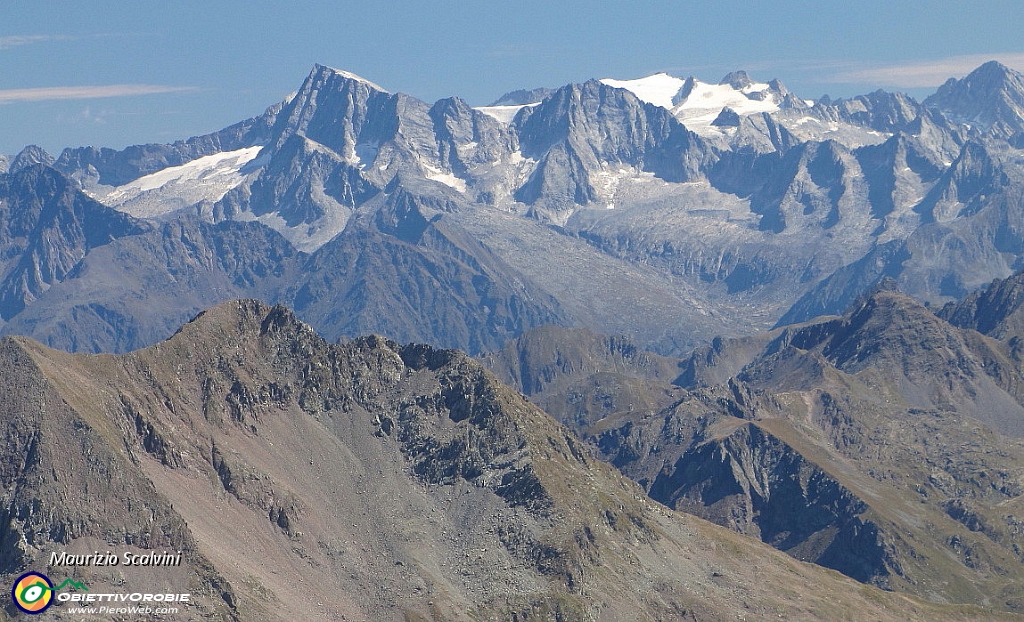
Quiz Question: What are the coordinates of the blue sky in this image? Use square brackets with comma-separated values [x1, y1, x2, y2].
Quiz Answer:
[3, 1, 1024, 155]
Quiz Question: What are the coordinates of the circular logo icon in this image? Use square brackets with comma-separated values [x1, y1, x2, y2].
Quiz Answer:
[11, 571, 54, 614]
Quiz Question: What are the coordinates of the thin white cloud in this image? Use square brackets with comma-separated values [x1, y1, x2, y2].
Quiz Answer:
[0, 35, 71, 50]
[0, 84, 198, 104]
[825, 53, 1024, 88]
[57, 107, 114, 126]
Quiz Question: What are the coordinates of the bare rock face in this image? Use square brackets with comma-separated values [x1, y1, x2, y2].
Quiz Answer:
[0, 165, 149, 321]
[925, 61, 1024, 140]
[8, 62, 1024, 358]
[940, 268, 1024, 339]
[512, 79, 708, 218]
[7, 146, 54, 175]
[480, 292, 1024, 612]
[647, 421, 891, 586]
[0, 300, 979, 621]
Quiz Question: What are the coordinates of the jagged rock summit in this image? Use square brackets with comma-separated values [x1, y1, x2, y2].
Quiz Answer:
[4, 60, 1024, 363]
[925, 60, 1024, 139]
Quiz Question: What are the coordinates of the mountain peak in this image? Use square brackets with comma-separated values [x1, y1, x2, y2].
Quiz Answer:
[719, 70, 754, 89]
[8, 144, 54, 175]
[265, 63, 403, 159]
[309, 64, 389, 93]
[924, 60, 1024, 138]
[969, 59, 1015, 81]
[169, 299, 324, 358]
[938, 60, 1022, 98]
[488, 86, 555, 107]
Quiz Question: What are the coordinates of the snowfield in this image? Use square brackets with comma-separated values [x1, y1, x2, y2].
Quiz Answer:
[88, 146, 264, 218]
[600, 73, 781, 134]
[475, 102, 541, 125]
[600, 73, 686, 109]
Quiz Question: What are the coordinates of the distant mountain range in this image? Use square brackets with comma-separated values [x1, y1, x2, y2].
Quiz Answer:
[4, 60, 1024, 617]
[1, 61, 1023, 356]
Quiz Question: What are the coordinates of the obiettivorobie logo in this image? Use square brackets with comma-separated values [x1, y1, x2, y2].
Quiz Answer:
[11, 572, 87, 615]
[11, 570, 190, 616]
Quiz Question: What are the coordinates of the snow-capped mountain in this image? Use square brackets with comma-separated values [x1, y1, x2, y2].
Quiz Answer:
[7, 59, 1024, 619]
[2, 60, 1024, 358]
[600, 71, 786, 129]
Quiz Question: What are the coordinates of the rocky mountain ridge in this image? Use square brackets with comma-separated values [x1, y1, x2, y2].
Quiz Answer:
[2, 300, 992, 621]
[3, 61, 1024, 356]
[4, 58, 1024, 619]
[482, 281, 1024, 611]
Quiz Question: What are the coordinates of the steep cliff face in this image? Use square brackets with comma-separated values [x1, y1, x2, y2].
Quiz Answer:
[512, 79, 708, 218]
[648, 421, 891, 585]
[939, 269, 1024, 339]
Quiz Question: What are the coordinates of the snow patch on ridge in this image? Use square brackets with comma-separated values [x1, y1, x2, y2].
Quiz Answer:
[671, 80, 779, 130]
[89, 147, 264, 219]
[319, 65, 389, 93]
[475, 102, 540, 124]
[424, 164, 468, 193]
[599, 72, 782, 136]
[600, 73, 686, 109]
